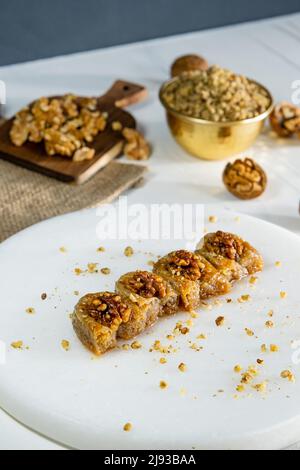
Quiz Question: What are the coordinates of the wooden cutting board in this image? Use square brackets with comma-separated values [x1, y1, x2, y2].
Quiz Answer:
[0, 80, 147, 184]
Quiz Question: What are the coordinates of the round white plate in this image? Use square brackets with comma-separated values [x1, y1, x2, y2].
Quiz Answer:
[0, 206, 300, 450]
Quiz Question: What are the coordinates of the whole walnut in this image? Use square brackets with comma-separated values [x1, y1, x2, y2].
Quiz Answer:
[270, 102, 300, 137]
[223, 158, 267, 200]
[171, 54, 208, 77]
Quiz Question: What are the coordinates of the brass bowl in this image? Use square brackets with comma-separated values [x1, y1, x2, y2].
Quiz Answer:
[159, 78, 274, 160]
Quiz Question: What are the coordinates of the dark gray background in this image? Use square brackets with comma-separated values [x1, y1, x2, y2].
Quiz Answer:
[1, 0, 300, 66]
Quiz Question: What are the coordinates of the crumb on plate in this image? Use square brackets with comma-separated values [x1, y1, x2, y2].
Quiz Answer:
[215, 316, 225, 327]
[11, 341, 23, 349]
[281, 370, 295, 382]
[123, 422, 132, 432]
[61, 339, 70, 351]
[160, 380, 168, 390]
[26, 307, 35, 315]
[178, 362, 187, 372]
[124, 246, 134, 257]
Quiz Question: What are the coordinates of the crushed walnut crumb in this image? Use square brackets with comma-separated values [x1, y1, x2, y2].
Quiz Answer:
[281, 370, 295, 382]
[238, 294, 251, 303]
[215, 316, 225, 327]
[41, 293, 47, 300]
[61, 340, 70, 351]
[87, 263, 98, 273]
[123, 422, 132, 432]
[26, 307, 35, 315]
[11, 341, 23, 349]
[101, 267, 111, 275]
[178, 362, 187, 372]
[124, 246, 134, 257]
[253, 382, 267, 392]
[160, 380, 168, 390]
[245, 328, 254, 337]
[265, 320, 274, 328]
[257, 359, 264, 365]
[261, 344, 267, 353]
[197, 334, 207, 340]
[241, 372, 254, 384]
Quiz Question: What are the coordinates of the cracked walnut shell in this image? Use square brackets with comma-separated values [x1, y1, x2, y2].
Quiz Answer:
[223, 158, 267, 200]
[171, 54, 208, 77]
[270, 101, 300, 137]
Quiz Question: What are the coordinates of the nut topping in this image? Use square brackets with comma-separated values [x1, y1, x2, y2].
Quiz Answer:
[223, 158, 267, 200]
[126, 271, 167, 299]
[204, 231, 244, 261]
[270, 101, 300, 137]
[85, 292, 131, 329]
[167, 250, 204, 281]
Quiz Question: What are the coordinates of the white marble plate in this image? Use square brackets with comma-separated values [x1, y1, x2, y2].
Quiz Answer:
[0, 206, 300, 450]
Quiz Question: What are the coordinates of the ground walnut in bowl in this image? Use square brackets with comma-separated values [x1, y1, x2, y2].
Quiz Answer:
[159, 65, 273, 160]
[161, 65, 271, 122]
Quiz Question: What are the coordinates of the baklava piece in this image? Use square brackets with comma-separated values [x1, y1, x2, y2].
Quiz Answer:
[116, 271, 179, 339]
[153, 250, 203, 311]
[197, 231, 263, 276]
[72, 292, 131, 355]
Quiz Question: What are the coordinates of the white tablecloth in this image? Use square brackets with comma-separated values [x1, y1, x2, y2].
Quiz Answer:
[1, 12, 300, 450]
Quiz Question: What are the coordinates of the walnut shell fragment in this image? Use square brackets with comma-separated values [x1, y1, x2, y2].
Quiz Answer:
[223, 158, 267, 200]
[270, 101, 300, 137]
[171, 54, 208, 77]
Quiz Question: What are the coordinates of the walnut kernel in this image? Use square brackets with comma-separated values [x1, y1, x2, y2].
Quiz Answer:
[223, 158, 267, 200]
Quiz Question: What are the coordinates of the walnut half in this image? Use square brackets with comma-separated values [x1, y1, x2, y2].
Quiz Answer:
[223, 158, 267, 200]
[122, 127, 151, 160]
[270, 101, 300, 137]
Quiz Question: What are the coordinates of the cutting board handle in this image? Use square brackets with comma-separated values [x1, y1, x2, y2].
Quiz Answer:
[103, 80, 148, 108]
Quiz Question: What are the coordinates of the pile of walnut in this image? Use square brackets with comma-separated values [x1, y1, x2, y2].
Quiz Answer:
[10, 95, 108, 162]
[270, 102, 300, 138]
[10, 95, 151, 162]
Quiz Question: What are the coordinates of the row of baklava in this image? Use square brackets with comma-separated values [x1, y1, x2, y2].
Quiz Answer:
[72, 231, 264, 355]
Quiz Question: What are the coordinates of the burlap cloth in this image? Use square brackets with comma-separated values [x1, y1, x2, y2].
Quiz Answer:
[0, 159, 146, 243]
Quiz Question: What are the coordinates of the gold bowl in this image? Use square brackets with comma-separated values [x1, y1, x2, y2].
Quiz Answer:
[159, 78, 274, 160]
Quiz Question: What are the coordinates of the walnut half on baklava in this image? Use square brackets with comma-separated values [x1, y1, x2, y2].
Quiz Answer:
[153, 250, 203, 311]
[116, 271, 179, 339]
[72, 292, 131, 355]
[197, 231, 264, 276]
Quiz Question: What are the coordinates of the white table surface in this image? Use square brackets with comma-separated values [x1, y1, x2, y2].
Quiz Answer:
[1, 12, 300, 450]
